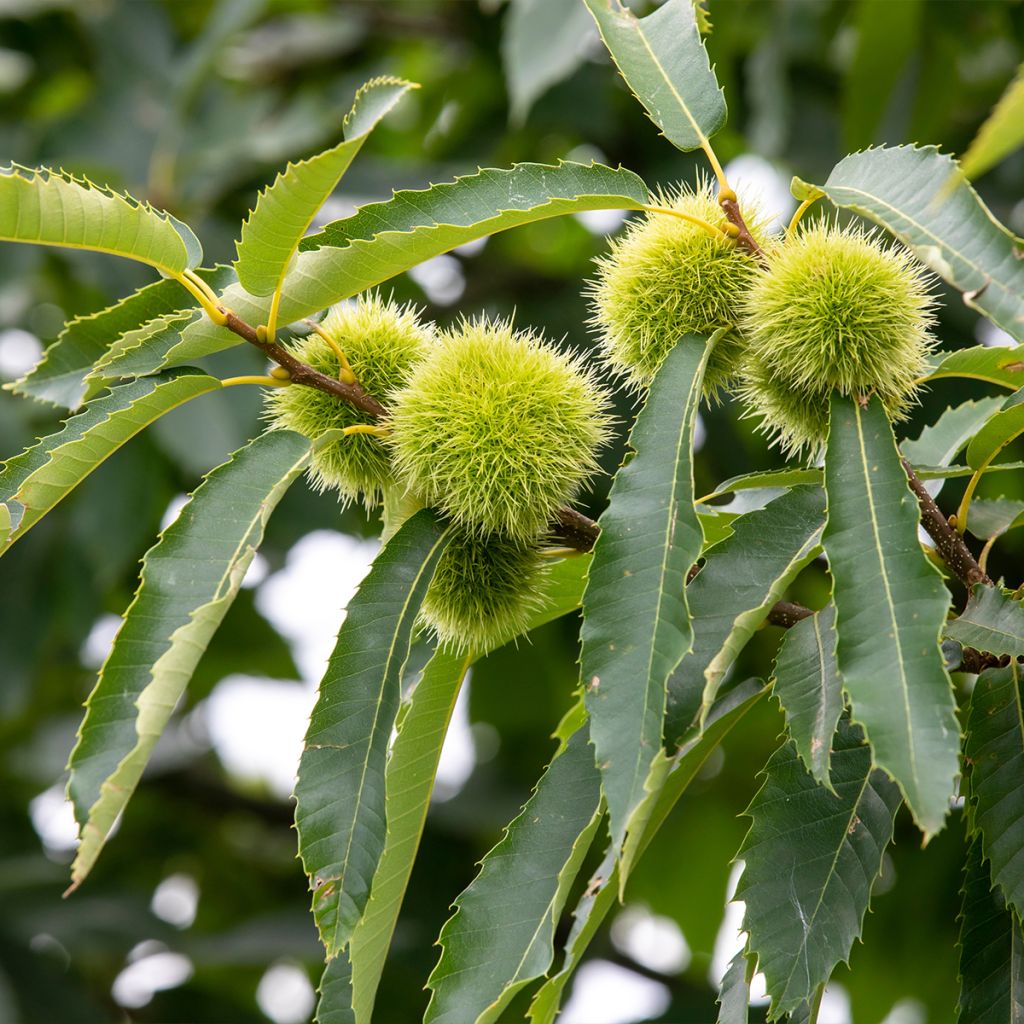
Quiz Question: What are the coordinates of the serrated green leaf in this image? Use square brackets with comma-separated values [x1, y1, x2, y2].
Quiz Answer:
[922, 345, 1024, 392]
[902, 398, 1007, 471]
[717, 949, 752, 1024]
[917, 461, 1024, 482]
[0, 163, 201, 275]
[316, 952, 355, 1024]
[823, 395, 959, 838]
[294, 509, 453, 958]
[701, 467, 822, 504]
[583, 337, 712, 854]
[818, 147, 1024, 342]
[790, 176, 825, 203]
[964, 499, 1024, 542]
[0, 370, 221, 557]
[235, 77, 414, 299]
[966, 663, 1024, 922]
[667, 485, 826, 741]
[528, 678, 766, 1024]
[425, 726, 603, 1024]
[0, 503, 8, 550]
[957, 836, 1024, 1023]
[771, 604, 842, 791]
[737, 718, 901, 1017]
[66, 430, 311, 887]
[502, 0, 595, 124]
[582, 0, 726, 154]
[344, 555, 591, 1024]
[948, 587, 1024, 658]
[9, 267, 233, 411]
[102, 162, 650, 377]
[960, 64, 1024, 181]
[967, 387, 1024, 472]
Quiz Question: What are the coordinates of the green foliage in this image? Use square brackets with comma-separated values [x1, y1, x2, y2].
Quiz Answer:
[716, 950, 752, 1024]
[771, 604, 842, 791]
[959, 63, 1024, 180]
[294, 510, 453, 958]
[823, 396, 959, 838]
[582, 0, 726, 153]
[388, 316, 612, 542]
[419, 529, 547, 654]
[66, 430, 311, 887]
[265, 294, 434, 507]
[923, 345, 1024, 392]
[817, 146, 1024, 343]
[588, 182, 767, 395]
[0, 163, 202, 274]
[966, 386, 1024, 471]
[235, 77, 414, 299]
[947, 586, 1024, 657]
[583, 337, 710, 854]
[737, 718, 902, 1016]
[739, 223, 936, 458]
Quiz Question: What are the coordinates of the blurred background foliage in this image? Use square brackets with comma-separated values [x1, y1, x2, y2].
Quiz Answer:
[0, 1, 1022, 1022]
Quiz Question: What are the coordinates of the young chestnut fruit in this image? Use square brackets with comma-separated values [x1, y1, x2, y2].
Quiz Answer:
[737, 222, 936, 458]
[420, 528, 546, 653]
[264, 293, 433, 507]
[587, 180, 769, 398]
[388, 316, 612, 542]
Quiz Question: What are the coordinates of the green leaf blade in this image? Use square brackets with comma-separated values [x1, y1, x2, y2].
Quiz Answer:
[823, 396, 959, 838]
[947, 587, 1024, 658]
[234, 77, 415, 298]
[0, 370, 221, 556]
[65, 430, 311, 887]
[922, 345, 1024, 392]
[0, 164, 201, 275]
[667, 485, 826, 741]
[582, 0, 726, 153]
[294, 509, 452, 958]
[583, 337, 711, 853]
[771, 604, 842, 790]
[966, 387, 1024, 471]
[425, 726, 603, 1024]
[966, 663, 1024, 920]
[819, 146, 1024, 342]
[959, 64, 1024, 181]
[737, 719, 902, 1016]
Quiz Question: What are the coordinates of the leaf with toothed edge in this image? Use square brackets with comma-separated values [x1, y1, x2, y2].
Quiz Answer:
[736, 718, 901, 1017]
[716, 948, 752, 1023]
[965, 663, 1024, 921]
[424, 724, 603, 1024]
[666, 484, 826, 743]
[65, 430, 311, 889]
[966, 387, 1024, 473]
[816, 146, 1024, 342]
[582, 335, 712, 858]
[235, 77, 416, 298]
[582, 0, 726, 154]
[96, 161, 651, 378]
[294, 509, 453, 959]
[316, 952, 355, 1024]
[823, 395, 959, 838]
[0, 163, 201, 274]
[0, 370, 221, 557]
[527, 677, 766, 1024]
[957, 835, 1024, 1023]
[947, 587, 1024, 658]
[771, 603, 843, 792]
[922, 345, 1024, 392]
[340, 555, 591, 1024]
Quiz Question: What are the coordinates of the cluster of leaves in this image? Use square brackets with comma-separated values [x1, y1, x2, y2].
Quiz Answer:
[3, 0, 1024, 1022]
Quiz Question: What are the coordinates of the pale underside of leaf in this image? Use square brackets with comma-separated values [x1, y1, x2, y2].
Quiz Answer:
[737, 718, 901, 1017]
[717, 948, 752, 1024]
[583, 336, 712, 855]
[967, 387, 1024, 471]
[582, 0, 726, 154]
[425, 726, 603, 1024]
[0, 370, 221, 557]
[921, 345, 1024, 392]
[818, 146, 1024, 342]
[823, 395, 959, 839]
[66, 430, 311, 886]
[294, 509, 452, 959]
[108, 161, 650, 377]
[947, 587, 1024, 658]
[0, 163, 201, 274]
[234, 76, 415, 297]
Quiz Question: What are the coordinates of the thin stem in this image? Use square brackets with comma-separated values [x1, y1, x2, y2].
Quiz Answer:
[638, 204, 733, 241]
[956, 461, 990, 536]
[221, 374, 290, 388]
[176, 270, 228, 326]
[787, 196, 819, 237]
[265, 286, 283, 343]
[342, 423, 391, 438]
[979, 532, 1001, 575]
[305, 319, 357, 384]
[701, 140, 730, 194]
